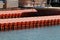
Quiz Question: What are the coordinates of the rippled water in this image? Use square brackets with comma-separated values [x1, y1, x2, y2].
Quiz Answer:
[0, 25, 60, 40]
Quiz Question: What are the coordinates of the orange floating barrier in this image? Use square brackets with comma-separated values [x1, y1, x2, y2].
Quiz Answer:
[0, 15, 59, 31]
[0, 9, 37, 19]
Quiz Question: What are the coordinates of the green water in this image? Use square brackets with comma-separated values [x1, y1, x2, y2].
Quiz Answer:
[0, 25, 60, 40]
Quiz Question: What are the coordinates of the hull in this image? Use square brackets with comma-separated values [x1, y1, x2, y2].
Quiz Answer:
[35, 7, 60, 16]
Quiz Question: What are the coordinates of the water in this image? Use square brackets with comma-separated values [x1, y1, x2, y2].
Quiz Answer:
[0, 25, 60, 40]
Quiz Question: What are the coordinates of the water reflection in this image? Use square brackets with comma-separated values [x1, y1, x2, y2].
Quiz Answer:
[0, 25, 60, 40]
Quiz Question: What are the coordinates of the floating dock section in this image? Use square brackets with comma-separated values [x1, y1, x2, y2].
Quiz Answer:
[0, 15, 60, 31]
[0, 9, 37, 19]
[1, 8, 60, 19]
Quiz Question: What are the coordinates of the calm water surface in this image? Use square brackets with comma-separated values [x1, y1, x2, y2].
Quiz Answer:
[0, 25, 60, 40]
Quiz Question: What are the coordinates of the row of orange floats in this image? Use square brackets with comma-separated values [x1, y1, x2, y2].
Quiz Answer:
[0, 9, 37, 19]
[0, 13, 21, 19]
[0, 12, 37, 19]
[0, 19, 60, 31]
[0, 9, 60, 31]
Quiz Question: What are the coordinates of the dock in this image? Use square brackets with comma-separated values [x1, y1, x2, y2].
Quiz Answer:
[0, 15, 60, 31]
